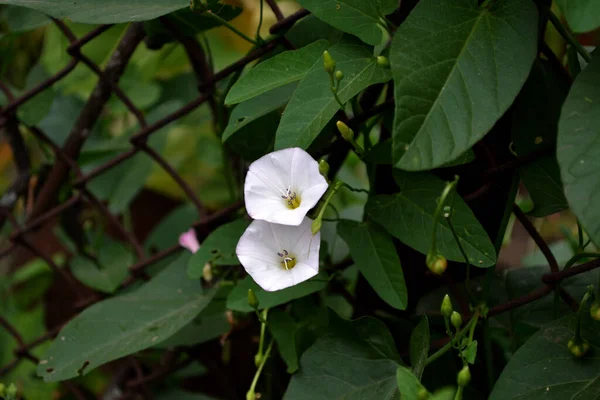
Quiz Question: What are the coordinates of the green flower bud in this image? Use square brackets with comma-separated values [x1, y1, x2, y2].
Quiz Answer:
[417, 387, 429, 400]
[441, 294, 453, 319]
[457, 365, 471, 387]
[248, 288, 259, 310]
[335, 70, 344, 81]
[451, 311, 463, 329]
[376, 56, 390, 68]
[590, 302, 600, 321]
[323, 51, 336, 73]
[336, 120, 354, 141]
[568, 338, 590, 358]
[311, 217, 322, 235]
[318, 159, 330, 178]
[246, 389, 256, 400]
[426, 254, 447, 275]
[254, 352, 263, 367]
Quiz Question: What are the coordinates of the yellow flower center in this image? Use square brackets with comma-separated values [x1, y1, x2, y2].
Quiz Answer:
[281, 188, 301, 209]
[277, 250, 296, 270]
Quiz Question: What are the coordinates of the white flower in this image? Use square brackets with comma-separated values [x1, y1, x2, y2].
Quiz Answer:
[244, 147, 328, 226]
[179, 229, 200, 254]
[236, 217, 321, 292]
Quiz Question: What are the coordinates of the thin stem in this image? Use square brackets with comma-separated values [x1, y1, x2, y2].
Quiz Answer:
[425, 312, 478, 366]
[429, 176, 459, 262]
[577, 220, 584, 250]
[545, 8, 592, 63]
[205, 11, 258, 45]
[256, 0, 265, 43]
[341, 183, 369, 194]
[248, 340, 274, 398]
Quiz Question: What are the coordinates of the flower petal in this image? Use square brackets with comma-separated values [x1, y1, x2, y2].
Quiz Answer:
[179, 229, 200, 254]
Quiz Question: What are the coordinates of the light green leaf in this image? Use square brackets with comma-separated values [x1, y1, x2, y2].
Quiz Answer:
[556, 0, 600, 33]
[558, 49, 600, 246]
[0, 0, 188, 24]
[409, 316, 429, 380]
[225, 40, 330, 105]
[366, 170, 496, 267]
[275, 37, 391, 150]
[297, 0, 396, 45]
[396, 365, 425, 400]
[490, 313, 600, 400]
[284, 311, 401, 399]
[512, 61, 569, 217]
[36, 253, 216, 382]
[70, 237, 133, 294]
[187, 219, 249, 279]
[337, 220, 407, 310]
[390, 0, 537, 170]
[226, 273, 329, 312]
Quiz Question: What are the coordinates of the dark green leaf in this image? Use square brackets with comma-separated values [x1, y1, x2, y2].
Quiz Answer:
[297, 0, 396, 45]
[187, 219, 249, 279]
[558, 49, 600, 246]
[461, 340, 477, 365]
[37, 253, 216, 382]
[285, 14, 344, 49]
[70, 237, 133, 294]
[512, 61, 569, 217]
[225, 41, 330, 105]
[144, 204, 198, 252]
[275, 37, 391, 150]
[490, 313, 600, 400]
[17, 64, 54, 125]
[396, 365, 425, 400]
[268, 309, 301, 373]
[337, 220, 407, 310]
[0, 0, 188, 24]
[1, 5, 49, 34]
[38, 95, 85, 147]
[226, 273, 329, 312]
[409, 316, 429, 380]
[390, 0, 537, 170]
[556, 0, 600, 33]
[284, 311, 401, 399]
[366, 170, 496, 267]
[157, 389, 217, 400]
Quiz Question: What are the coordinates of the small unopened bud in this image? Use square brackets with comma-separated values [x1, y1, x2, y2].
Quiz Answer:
[246, 389, 256, 400]
[417, 387, 429, 400]
[457, 365, 471, 387]
[376, 56, 390, 68]
[451, 311, 462, 329]
[311, 217, 322, 235]
[590, 302, 600, 321]
[441, 294, 453, 319]
[254, 352, 263, 367]
[568, 338, 590, 357]
[336, 121, 354, 141]
[323, 51, 336, 73]
[248, 289, 259, 310]
[318, 159, 330, 178]
[203, 263, 213, 282]
[427, 254, 447, 275]
[335, 70, 344, 81]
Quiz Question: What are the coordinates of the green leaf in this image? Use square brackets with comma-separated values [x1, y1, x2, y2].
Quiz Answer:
[297, 0, 396, 46]
[225, 40, 330, 105]
[187, 219, 249, 279]
[38, 95, 85, 147]
[275, 37, 391, 150]
[337, 220, 407, 310]
[0, 0, 188, 24]
[268, 309, 301, 373]
[226, 273, 329, 312]
[17, 64, 54, 125]
[108, 100, 183, 213]
[512, 61, 569, 217]
[0, 5, 49, 34]
[144, 203, 197, 252]
[396, 365, 425, 400]
[367, 170, 496, 267]
[461, 340, 477, 365]
[490, 313, 600, 400]
[390, 0, 537, 170]
[409, 316, 429, 380]
[36, 253, 216, 382]
[70, 237, 133, 294]
[285, 14, 344, 49]
[558, 49, 600, 246]
[556, 0, 600, 33]
[284, 311, 400, 399]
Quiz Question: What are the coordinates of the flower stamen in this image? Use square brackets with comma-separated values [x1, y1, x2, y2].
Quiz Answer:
[277, 249, 296, 270]
[281, 187, 301, 210]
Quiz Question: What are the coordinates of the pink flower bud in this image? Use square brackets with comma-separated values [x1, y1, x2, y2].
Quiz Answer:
[179, 229, 200, 254]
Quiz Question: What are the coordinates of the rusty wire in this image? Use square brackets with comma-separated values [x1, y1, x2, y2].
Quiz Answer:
[1, 6, 600, 400]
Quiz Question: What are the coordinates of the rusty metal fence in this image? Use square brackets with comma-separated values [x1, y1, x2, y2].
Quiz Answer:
[1, 2, 600, 399]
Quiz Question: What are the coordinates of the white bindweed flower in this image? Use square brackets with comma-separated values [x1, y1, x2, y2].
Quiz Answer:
[244, 147, 328, 226]
[179, 229, 200, 253]
[236, 217, 320, 292]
